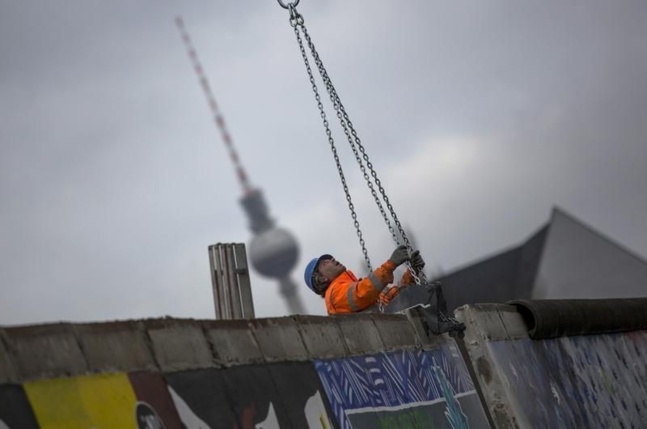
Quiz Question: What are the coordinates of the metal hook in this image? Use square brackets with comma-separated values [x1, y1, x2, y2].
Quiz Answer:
[277, 0, 300, 9]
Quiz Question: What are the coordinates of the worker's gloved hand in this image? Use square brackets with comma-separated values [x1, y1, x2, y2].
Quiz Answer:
[411, 250, 425, 272]
[389, 245, 410, 266]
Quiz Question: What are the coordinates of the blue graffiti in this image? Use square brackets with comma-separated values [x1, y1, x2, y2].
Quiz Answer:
[433, 358, 469, 429]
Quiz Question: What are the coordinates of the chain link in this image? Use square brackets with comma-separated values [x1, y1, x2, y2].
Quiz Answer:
[292, 21, 373, 272]
[297, 22, 426, 284]
[299, 27, 399, 246]
[287, 6, 427, 284]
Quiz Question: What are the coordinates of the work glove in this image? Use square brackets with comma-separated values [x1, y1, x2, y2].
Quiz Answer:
[411, 250, 425, 272]
[389, 245, 410, 266]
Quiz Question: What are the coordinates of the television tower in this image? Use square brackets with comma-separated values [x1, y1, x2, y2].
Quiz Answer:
[175, 17, 306, 314]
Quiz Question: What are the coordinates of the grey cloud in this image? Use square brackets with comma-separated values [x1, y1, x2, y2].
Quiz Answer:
[1, 0, 645, 324]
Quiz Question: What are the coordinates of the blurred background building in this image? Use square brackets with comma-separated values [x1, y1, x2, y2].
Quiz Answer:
[436, 207, 647, 311]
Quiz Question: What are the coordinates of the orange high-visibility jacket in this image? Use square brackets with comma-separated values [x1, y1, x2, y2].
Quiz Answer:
[324, 260, 415, 315]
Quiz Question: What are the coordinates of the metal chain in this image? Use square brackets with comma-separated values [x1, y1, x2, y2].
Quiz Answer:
[298, 26, 399, 247]
[284, 3, 427, 284]
[290, 7, 373, 272]
[296, 21, 426, 285]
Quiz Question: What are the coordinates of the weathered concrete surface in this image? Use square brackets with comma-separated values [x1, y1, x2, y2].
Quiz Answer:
[1, 312, 479, 429]
[456, 303, 647, 429]
[458, 303, 529, 342]
[294, 315, 348, 358]
[3, 300, 647, 429]
[75, 321, 156, 373]
[145, 319, 214, 371]
[250, 317, 309, 362]
[0, 312, 436, 381]
[456, 304, 522, 428]
[202, 319, 264, 366]
[497, 306, 530, 339]
[0, 331, 15, 383]
[2, 323, 88, 381]
[372, 313, 419, 349]
[334, 314, 385, 355]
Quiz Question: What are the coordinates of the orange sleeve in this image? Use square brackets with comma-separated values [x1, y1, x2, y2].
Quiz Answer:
[326, 261, 397, 314]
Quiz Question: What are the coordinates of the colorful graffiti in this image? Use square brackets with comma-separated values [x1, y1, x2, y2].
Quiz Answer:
[486, 331, 647, 428]
[0, 363, 335, 429]
[0, 341, 491, 428]
[24, 372, 183, 428]
[0, 385, 39, 428]
[315, 345, 491, 429]
[166, 363, 333, 429]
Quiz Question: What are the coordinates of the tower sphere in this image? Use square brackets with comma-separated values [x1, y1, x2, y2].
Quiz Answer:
[248, 227, 299, 279]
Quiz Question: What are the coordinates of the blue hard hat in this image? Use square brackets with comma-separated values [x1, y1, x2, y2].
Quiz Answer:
[304, 254, 333, 292]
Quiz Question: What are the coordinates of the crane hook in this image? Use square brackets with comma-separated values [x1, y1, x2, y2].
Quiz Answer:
[277, 0, 300, 9]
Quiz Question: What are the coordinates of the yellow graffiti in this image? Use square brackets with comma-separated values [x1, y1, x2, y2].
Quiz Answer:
[319, 414, 329, 429]
[25, 373, 138, 429]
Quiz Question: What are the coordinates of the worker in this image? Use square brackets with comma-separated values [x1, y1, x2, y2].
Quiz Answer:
[303, 245, 425, 314]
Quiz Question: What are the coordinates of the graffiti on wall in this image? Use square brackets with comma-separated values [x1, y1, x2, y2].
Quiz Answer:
[315, 345, 491, 429]
[166, 363, 334, 429]
[0, 345, 493, 429]
[487, 331, 647, 428]
[1, 363, 333, 429]
[0, 385, 39, 429]
[23, 372, 183, 429]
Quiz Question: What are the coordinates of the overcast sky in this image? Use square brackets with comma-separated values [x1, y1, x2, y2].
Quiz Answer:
[1, 1, 646, 325]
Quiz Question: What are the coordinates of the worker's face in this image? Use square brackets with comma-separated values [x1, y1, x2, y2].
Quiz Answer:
[317, 257, 345, 282]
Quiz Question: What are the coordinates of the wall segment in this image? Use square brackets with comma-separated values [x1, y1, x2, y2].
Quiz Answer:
[2, 300, 647, 428]
[456, 303, 647, 428]
[0, 312, 493, 428]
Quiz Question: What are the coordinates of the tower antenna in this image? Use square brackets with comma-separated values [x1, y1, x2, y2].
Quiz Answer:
[175, 16, 252, 195]
[175, 16, 306, 315]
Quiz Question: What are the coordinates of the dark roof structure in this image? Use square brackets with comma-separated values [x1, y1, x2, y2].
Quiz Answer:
[436, 207, 647, 311]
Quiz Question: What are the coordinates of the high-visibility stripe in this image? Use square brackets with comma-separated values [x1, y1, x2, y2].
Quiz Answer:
[368, 271, 385, 292]
[346, 282, 359, 312]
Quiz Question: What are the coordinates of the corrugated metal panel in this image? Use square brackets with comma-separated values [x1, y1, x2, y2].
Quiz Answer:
[208, 243, 254, 320]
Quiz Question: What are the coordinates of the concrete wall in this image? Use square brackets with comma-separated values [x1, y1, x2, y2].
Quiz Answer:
[3, 303, 647, 429]
[0, 313, 492, 429]
[456, 304, 647, 428]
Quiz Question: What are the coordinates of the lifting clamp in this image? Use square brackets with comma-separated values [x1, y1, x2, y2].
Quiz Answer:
[385, 281, 466, 338]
